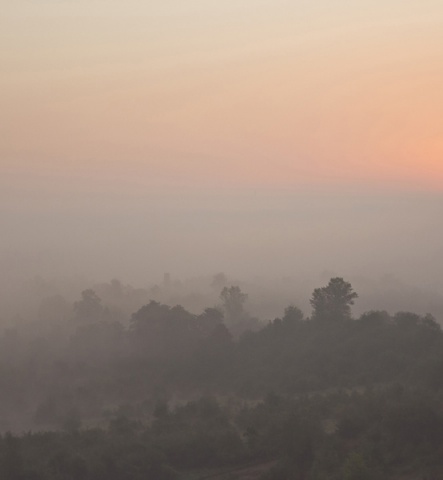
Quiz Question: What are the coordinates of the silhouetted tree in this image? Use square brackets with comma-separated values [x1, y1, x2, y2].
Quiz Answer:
[220, 286, 247, 324]
[310, 277, 358, 322]
[282, 305, 304, 326]
[198, 307, 224, 336]
[73, 289, 103, 324]
[130, 301, 201, 357]
[208, 323, 232, 346]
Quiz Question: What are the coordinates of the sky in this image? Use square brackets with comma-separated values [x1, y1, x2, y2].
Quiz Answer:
[1, 0, 443, 288]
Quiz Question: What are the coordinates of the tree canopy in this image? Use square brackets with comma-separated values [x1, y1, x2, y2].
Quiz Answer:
[310, 277, 358, 321]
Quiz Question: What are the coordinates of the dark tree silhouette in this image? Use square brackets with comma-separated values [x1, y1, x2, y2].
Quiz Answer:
[197, 307, 224, 336]
[310, 277, 358, 321]
[129, 301, 201, 358]
[282, 305, 304, 325]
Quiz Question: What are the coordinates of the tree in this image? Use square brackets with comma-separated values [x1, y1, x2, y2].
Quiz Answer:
[73, 289, 103, 324]
[282, 305, 304, 326]
[198, 308, 224, 336]
[129, 301, 200, 357]
[310, 277, 358, 322]
[220, 286, 247, 324]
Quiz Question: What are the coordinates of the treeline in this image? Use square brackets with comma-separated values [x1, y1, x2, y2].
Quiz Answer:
[1, 278, 443, 477]
[1, 279, 443, 428]
[3, 387, 443, 479]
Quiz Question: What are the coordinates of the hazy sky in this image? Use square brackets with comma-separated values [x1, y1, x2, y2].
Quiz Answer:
[1, 0, 443, 285]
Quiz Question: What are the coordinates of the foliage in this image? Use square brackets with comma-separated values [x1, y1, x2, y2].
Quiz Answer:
[73, 290, 104, 324]
[310, 277, 358, 322]
[220, 286, 248, 324]
[1, 278, 443, 479]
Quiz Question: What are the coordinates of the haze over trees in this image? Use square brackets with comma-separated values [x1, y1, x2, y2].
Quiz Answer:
[3, 0, 443, 476]
[0, 274, 443, 478]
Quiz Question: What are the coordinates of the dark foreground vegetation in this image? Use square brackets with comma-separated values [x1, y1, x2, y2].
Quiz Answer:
[2, 278, 443, 479]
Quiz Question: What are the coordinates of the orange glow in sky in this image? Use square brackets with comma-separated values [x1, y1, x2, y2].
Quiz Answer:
[1, 0, 443, 194]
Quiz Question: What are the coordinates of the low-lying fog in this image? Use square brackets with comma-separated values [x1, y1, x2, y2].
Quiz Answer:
[1, 186, 442, 325]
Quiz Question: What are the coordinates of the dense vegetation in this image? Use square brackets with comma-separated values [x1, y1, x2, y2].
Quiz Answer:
[1, 277, 443, 479]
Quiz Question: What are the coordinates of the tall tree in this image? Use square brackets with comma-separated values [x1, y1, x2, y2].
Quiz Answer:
[310, 277, 358, 322]
[220, 286, 247, 324]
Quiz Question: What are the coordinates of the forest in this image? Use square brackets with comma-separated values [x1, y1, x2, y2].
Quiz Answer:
[1, 276, 443, 479]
